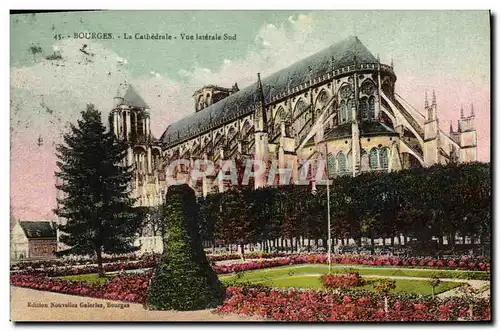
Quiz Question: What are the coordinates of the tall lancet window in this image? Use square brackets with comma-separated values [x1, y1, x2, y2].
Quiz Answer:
[346, 99, 354, 122]
[327, 153, 336, 177]
[369, 148, 379, 169]
[360, 97, 369, 120]
[369, 96, 376, 120]
[380, 148, 389, 169]
[340, 100, 347, 124]
[337, 152, 346, 173]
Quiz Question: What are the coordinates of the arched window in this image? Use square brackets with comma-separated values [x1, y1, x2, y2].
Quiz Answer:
[340, 100, 347, 124]
[380, 148, 389, 169]
[337, 152, 346, 173]
[369, 148, 379, 169]
[346, 99, 354, 122]
[360, 97, 369, 120]
[369, 96, 376, 120]
[327, 153, 336, 177]
[361, 150, 369, 170]
[293, 99, 308, 120]
[315, 91, 329, 118]
[273, 107, 285, 136]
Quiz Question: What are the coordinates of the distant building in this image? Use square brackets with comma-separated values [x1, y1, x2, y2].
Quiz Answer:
[11, 221, 58, 260]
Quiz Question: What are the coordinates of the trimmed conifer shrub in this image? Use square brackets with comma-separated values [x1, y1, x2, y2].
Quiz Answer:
[146, 184, 224, 310]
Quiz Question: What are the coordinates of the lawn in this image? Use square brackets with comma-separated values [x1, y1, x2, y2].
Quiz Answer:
[60, 273, 111, 286]
[58, 263, 477, 296]
[249, 275, 461, 295]
[219, 264, 489, 282]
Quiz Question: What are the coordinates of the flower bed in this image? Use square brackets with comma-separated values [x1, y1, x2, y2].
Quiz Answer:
[216, 287, 490, 321]
[10, 253, 151, 270]
[213, 255, 490, 275]
[321, 273, 363, 290]
[11, 272, 151, 304]
[11, 254, 490, 278]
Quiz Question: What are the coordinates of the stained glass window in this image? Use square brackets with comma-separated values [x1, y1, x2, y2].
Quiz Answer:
[380, 148, 389, 169]
[369, 148, 379, 169]
[327, 153, 336, 177]
[337, 152, 346, 173]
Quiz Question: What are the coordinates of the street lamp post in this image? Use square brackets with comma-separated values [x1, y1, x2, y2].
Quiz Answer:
[311, 141, 332, 273]
[326, 157, 332, 273]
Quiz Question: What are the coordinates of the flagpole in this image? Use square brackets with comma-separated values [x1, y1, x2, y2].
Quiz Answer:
[325, 142, 331, 273]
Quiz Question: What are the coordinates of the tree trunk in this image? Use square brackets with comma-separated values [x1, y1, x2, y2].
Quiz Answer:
[370, 235, 375, 254]
[96, 249, 105, 277]
[402, 235, 406, 246]
[212, 239, 215, 255]
[438, 236, 443, 249]
[240, 243, 245, 259]
[390, 237, 394, 246]
[449, 232, 456, 253]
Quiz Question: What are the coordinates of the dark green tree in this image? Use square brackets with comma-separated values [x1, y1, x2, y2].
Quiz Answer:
[198, 193, 222, 252]
[146, 184, 224, 310]
[54, 104, 138, 276]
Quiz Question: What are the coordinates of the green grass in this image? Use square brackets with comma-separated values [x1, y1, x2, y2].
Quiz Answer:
[60, 273, 111, 286]
[219, 264, 489, 282]
[257, 275, 323, 289]
[246, 275, 461, 295]
[358, 278, 461, 295]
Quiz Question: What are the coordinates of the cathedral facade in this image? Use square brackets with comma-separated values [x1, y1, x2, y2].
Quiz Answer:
[109, 36, 477, 226]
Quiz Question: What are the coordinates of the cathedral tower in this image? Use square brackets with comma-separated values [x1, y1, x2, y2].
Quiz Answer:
[423, 91, 439, 165]
[458, 103, 477, 162]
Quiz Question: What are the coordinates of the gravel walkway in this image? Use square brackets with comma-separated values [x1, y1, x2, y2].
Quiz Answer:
[10, 286, 263, 322]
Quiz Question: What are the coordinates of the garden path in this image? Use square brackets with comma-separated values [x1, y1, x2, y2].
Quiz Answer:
[10, 286, 263, 322]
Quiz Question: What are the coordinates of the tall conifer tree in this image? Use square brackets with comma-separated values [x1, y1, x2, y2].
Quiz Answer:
[54, 104, 138, 276]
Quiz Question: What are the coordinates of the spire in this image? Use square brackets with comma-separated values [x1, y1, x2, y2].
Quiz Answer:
[425, 91, 429, 109]
[470, 103, 475, 117]
[432, 90, 437, 106]
[256, 72, 267, 132]
[460, 104, 465, 119]
[449, 121, 453, 133]
[376, 53, 380, 63]
[390, 56, 394, 68]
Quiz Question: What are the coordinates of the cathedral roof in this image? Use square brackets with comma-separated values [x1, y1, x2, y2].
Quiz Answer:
[160, 36, 377, 147]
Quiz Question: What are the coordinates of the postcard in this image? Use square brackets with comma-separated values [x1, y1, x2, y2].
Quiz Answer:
[10, 10, 491, 322]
